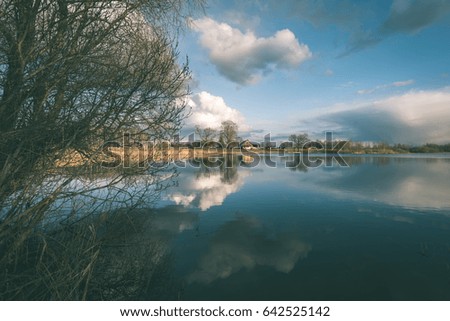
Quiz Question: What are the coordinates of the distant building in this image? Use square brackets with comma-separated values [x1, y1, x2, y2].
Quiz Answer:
[202, 141, 222, 149]
[240, 139, 260, 150]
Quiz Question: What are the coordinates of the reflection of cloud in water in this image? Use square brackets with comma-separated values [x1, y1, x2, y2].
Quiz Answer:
[169, 170, 251, 211]
[188, 216, 311, 284]
[286, 157, 450, 210]
[381, 175, 450, 210]
[352, 160, 450, 210]
[151, 206, 199, 234]
[170, 194, 196, 208]
[357, 208, 415, 224]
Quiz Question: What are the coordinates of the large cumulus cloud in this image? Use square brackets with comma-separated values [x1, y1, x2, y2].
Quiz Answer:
[192, 18, 312, 85]
[187, 91, 250, 131]
[301, 89, 450, 144]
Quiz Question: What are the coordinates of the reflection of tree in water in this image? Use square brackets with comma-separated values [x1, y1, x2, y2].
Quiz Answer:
[286, 155, 308, 173]
[373, 157, 391, 166]
[168, 156, 247, 211]
[88, 211, 171, 300]
[195, 161, 215, 179]
[221, 156, 239, 184]
[0, 167, 187, 300]
[195, 156, 239, 185]
[90, 206, 198, 300]
[341, 156, 364, 166]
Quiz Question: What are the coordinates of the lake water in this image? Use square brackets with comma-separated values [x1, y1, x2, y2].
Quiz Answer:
[143, 154, 450, 300]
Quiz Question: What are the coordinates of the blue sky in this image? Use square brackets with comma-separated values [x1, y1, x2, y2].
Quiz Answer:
[179, 0, 450, 144]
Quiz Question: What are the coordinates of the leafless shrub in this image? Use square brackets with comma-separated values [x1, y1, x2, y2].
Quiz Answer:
[0, 0, 204, 300]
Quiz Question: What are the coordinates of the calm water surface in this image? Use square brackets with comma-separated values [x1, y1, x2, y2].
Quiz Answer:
[141, 155, 450, 300]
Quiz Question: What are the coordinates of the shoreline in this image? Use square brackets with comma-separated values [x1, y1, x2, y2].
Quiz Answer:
[55, 147, 450, 168]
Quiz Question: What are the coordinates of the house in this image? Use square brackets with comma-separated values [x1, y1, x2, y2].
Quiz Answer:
[240, 139, 260, 150]
[202, 141, 222, 149]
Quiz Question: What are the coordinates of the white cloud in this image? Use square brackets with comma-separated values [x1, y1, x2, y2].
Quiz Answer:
[304, 88, 450, 144]
[187, 91, 250, 131]
[392, 79, 415, 87]
[357, 79, 414, 95]
[192, 17, 312, 85]
[356, 88, 375, 95]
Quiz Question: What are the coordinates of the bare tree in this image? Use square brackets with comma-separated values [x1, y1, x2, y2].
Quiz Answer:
[0, 0, 205, 188]
[219, 120, 238, 148]
[0, 0, 204, 300]
[195, 125, 217, 145]
[289, 133, 309, 152]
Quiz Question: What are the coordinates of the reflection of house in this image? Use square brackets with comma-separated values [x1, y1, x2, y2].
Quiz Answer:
[240, 139, 260, 150]
[241, 155, 254, 163]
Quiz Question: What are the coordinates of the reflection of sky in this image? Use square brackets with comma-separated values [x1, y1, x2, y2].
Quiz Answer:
[90, 155, 450, 299]
[20, 169, 178, 226]
[27, 155, 450, 299]
[113, 156, 450, 300]
[164, 156, 450, 212]
[188, 215, 311, 284]
[246, 156, 450, 211]
[30, 155, 450, 229]
[295, 157, 450, 210]
[150, 206, 199, 234]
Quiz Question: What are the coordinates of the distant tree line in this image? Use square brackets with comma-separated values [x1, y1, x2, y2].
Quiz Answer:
[341, 142, 450, 154]
[184, 125, 450, 154]
[401, 143, 450, 153]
